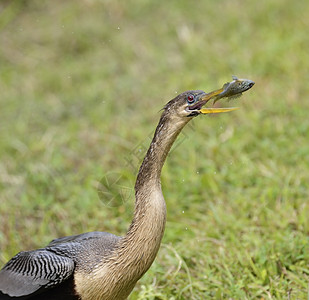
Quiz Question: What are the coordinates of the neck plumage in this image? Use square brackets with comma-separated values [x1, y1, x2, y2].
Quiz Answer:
[120, 111, 190, 278]
[86, 110, 191, 300]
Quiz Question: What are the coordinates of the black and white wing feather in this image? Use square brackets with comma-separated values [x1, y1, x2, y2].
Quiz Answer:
[0, 249, 74, 298]
[0, 231, 120, 299]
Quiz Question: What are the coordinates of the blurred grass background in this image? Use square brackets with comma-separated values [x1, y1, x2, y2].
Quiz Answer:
[1, 0, 309, 299]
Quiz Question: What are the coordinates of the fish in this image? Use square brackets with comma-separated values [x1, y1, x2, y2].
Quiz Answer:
[212, 75, 255, 104]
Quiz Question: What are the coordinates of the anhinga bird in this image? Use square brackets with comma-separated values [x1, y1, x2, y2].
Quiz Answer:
[0, 78, 254, 300]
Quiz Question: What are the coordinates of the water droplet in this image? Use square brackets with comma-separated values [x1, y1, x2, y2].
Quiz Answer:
[182, 210, 184, 214]
[196, 171, 199, 174]
[185, 227, 188, 230]
[117, 26, 120, 30]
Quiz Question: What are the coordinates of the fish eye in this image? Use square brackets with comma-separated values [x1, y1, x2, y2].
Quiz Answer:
[187, 95, 195, 104]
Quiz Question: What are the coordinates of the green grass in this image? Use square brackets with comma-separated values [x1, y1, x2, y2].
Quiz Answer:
[1, 0, 309, 299]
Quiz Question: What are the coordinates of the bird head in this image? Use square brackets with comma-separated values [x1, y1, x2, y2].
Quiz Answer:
[164, 89, 238, 119]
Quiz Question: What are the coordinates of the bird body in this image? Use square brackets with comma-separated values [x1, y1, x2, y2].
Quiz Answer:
[0, 232, 120, 300]
[0, 83, 254, 299]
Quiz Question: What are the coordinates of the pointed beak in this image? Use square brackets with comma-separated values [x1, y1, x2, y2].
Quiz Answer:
[199, 107, 239, 114]
[187, 76, 254, 116]
[198, 89, 238, 114]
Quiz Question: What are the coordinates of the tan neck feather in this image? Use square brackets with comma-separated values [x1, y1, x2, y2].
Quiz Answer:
[116, 112, 189, 280]
[76, 111, 190, 300]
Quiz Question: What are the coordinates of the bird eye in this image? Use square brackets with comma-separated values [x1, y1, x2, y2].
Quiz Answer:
[187, 95, 195, 104]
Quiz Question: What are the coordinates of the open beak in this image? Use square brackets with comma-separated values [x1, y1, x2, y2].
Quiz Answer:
[188, 76, 254, 115]
[197, 89, 238, 114]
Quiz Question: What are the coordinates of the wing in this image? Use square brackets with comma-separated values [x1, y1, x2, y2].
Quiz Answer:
[0, 249, 75, 298]
[48, 231, 120, 248]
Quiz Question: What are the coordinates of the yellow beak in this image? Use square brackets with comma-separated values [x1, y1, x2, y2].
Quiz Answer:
[199, 107, 239, 114]
[198, 88, 239, 114]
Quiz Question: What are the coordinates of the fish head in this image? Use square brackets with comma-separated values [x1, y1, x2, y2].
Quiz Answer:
[231, 76, 255, 93]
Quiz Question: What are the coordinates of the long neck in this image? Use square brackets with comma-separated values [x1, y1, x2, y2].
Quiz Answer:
[83, 112, 191, 300]
[118, 112, 189, 279]
[133, 112, 190, 229]
[136, 112, 189, 191]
